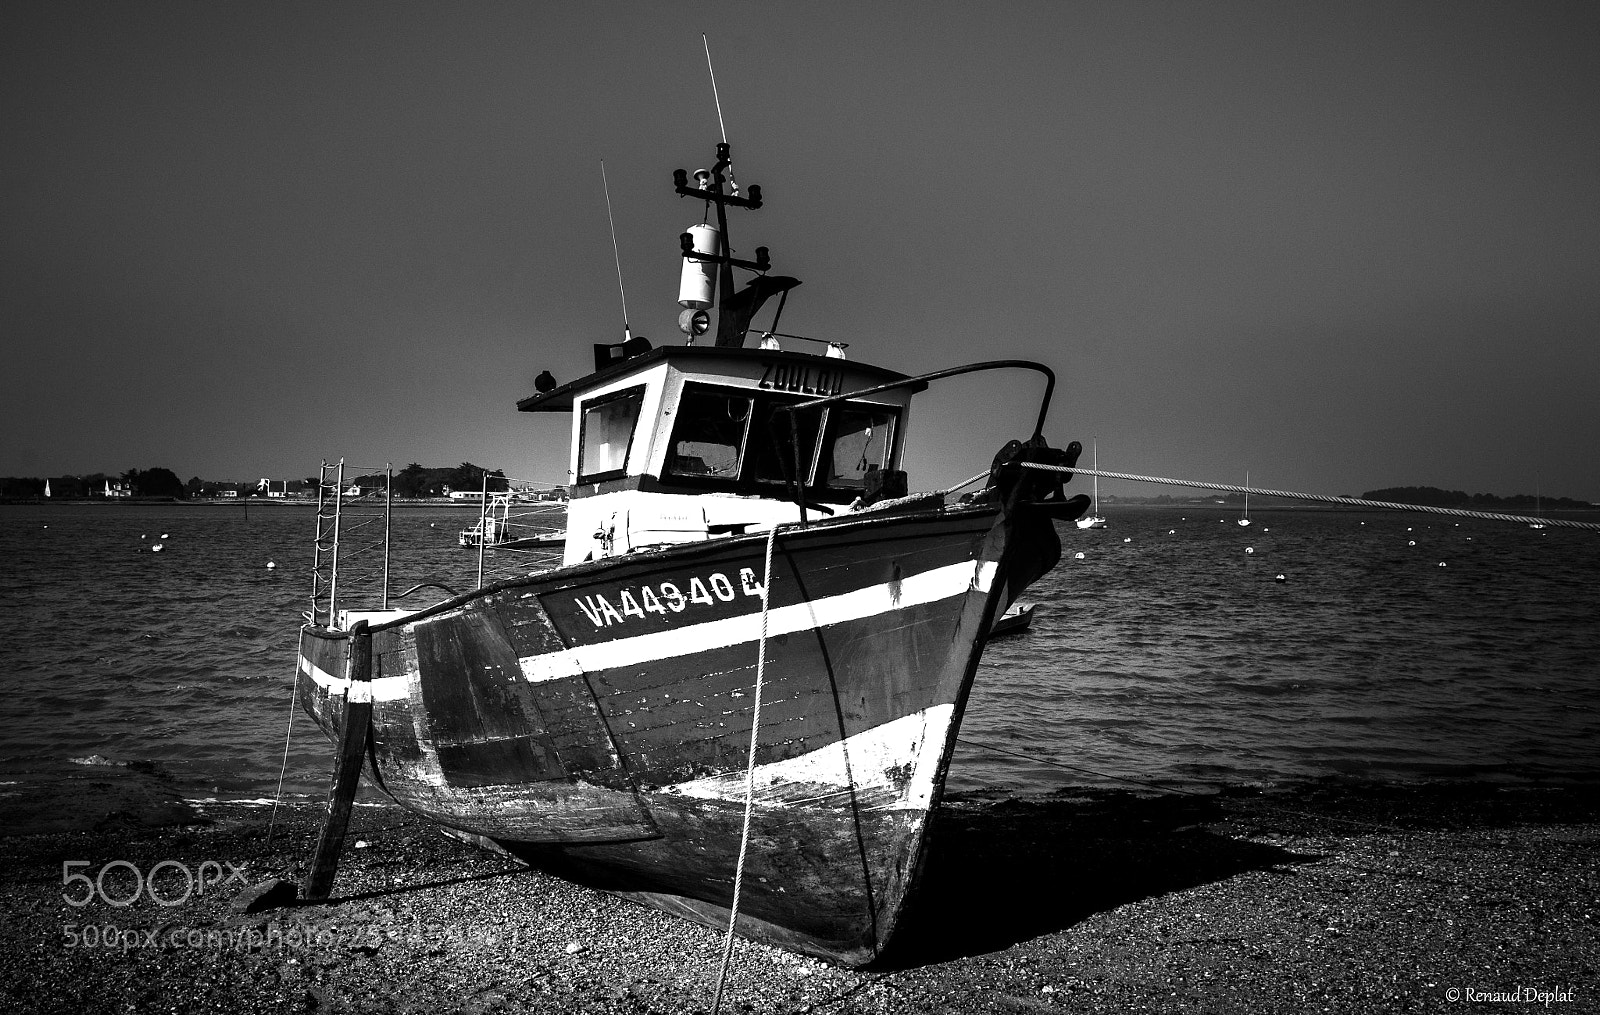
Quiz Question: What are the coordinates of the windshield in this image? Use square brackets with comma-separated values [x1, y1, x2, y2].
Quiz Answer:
[578, 387, 645, 481]
[666, 389, 752, 479]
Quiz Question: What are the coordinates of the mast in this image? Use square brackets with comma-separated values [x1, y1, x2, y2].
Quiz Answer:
[674, 144, 772, 347]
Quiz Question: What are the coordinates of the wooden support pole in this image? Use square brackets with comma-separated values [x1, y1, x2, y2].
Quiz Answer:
[302, 620, 372, 901]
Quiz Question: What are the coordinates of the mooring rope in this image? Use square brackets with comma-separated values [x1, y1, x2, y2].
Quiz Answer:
[266, 676, 299, 845]
[941, 468, 992, 497]
[712, 524, 780, 1015]
[1019, 463, 1600, 532]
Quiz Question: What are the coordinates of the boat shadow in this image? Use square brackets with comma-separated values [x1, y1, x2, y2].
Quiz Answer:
[876, 789, 1319, 968]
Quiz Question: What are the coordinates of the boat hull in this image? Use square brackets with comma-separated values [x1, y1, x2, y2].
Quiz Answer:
[295, 501, 1058, 964]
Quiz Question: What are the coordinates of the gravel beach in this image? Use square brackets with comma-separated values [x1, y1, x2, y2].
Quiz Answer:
[1, 763, 1593, 1013]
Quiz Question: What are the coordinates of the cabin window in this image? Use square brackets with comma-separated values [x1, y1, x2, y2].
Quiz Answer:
[577, 386, 645, 482]
[665, 388, 752, 479]
[749, 401, 824, 488]
[822, 406, 898, 489]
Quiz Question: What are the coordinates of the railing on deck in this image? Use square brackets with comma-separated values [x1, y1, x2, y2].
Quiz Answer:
[309, 460, 392, 627]
[307, 463, 566, 629]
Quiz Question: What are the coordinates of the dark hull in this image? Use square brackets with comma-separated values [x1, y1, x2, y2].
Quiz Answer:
[296, 502, 1059, 963]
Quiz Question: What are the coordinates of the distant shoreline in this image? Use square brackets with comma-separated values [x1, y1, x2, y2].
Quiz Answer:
[0, 498, 561, 508]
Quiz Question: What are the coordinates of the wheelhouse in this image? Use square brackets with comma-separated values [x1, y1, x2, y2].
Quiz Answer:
[519, 345, 927, 565]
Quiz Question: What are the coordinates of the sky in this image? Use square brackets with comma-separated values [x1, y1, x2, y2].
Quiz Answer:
[4, 2, 1597, 501]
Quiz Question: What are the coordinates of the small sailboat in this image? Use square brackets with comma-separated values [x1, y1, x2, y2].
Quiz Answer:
[1529, 486, 1546, 529]
[1238, 471, 1252, 527]
[1075, 438, 1107, 529]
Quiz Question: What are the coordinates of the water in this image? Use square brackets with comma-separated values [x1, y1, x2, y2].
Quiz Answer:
[2, 503, 1596, 801]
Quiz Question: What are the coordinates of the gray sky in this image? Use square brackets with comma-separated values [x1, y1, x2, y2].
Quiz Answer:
[5, 2, 1597, 501]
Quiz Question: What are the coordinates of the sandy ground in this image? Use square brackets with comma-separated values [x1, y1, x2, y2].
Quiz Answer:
[0, 762, 1594, 1013]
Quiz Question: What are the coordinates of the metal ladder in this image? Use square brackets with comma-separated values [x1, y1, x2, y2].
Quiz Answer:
[309, 460, 392, 628]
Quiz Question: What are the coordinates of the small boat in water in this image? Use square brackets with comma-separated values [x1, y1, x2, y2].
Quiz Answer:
[1076, 438, 1107, 529]
[457, 493, 513, 547]
[293, 138, 1089, 964]
[989, 601, 1036, 637]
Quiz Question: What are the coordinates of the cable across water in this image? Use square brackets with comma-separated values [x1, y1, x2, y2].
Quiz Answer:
[1018, 463, 1600, 532]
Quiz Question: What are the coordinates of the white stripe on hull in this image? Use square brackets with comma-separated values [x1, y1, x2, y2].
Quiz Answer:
[302, 559, 997, 705]
[522, 558, 996, 684]
[661, 704, 957, 811]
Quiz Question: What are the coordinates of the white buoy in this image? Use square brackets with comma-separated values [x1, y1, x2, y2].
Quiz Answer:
[1438, 561, 1447, 567]
[1123, 537, 1131, 543]
[151, 543, 164, 552]
[1245, 547, 1254, 554]
[1408, 540, 1416, 546]
[266, 561, 277, 569]
[1168, 529, 1176, 534]
[161, 532, 169, 539]
[1073, 551, 1085, 560]
[1275, 573, 1286, 582]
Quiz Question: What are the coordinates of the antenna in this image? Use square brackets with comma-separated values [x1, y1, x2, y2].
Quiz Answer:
[703, 34, 727, 143]
[702, 34, 738, 196]
[600, 160, 631, 342]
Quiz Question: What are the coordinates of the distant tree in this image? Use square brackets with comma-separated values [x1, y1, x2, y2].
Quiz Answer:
[1361, 486, 1469, 507]
[0, 476, 45, 498]
[186, 476, 204, 497]
[126, 467, 185, 498]
[394, 463, 428, 498]
[447, 462, 510, 494]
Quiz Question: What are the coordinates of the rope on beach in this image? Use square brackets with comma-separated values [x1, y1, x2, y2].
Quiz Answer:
[1017, 463, 1600, 531]
[712, 524, 780, 1015]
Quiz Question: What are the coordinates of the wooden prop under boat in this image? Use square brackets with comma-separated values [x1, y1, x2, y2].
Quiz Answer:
[293, 140, 1089, 965]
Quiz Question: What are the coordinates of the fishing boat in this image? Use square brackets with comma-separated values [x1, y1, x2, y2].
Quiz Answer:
[1075, 438, 1107, 529]
[292, 140, 1089, 965]
[457, 493, 513, 547]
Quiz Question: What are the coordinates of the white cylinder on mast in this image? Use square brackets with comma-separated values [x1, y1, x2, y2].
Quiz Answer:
[678, 223, 720, 309]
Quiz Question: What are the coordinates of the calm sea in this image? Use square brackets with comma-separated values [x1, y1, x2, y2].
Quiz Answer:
[2, 503, 1596, 800]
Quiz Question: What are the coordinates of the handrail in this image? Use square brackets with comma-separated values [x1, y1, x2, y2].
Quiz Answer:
[781, 359, 1056, 439]
[770, 359, 1058, 524]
